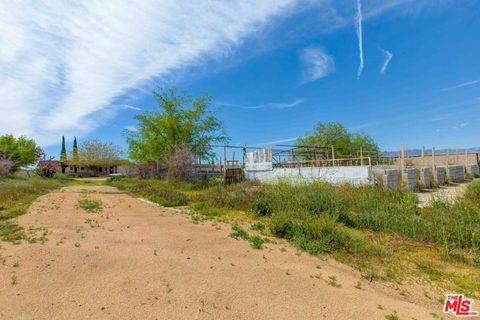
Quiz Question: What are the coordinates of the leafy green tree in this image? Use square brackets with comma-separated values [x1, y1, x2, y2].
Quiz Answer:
[125, 88, 229, 162]
[0, 134, 41, 169]
[296, 122, 379, 159]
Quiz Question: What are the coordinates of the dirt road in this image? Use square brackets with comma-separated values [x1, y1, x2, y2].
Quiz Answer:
[0, 186, 446, 319]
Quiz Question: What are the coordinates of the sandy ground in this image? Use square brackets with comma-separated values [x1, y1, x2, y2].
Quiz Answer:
[0, 185, 449, 319]
[416, 179, 477, 207]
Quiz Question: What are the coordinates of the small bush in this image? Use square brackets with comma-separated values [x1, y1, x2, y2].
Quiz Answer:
[466, 180, 480, 204]
[269, 213, 294, 238]
[229, 225, 249, 240]
[249, 236, 265, 249]
[251, 199, 271, 216]
[250, 222, 265, 231]
[269, 213, 376, 256]
[36, 164, 57, 178]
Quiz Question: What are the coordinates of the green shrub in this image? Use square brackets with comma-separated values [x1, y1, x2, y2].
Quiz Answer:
[250, 222, 266, 231]
[251, 199, 271, 216]
[249, 235, 265, 249]
[270, 214, 374, 256]
[269, 212, 294, 238]
[229, 225, 249, 240]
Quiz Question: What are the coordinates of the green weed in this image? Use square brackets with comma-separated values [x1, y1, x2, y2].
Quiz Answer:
[77, 199, 102, 213]
[229, 225, 249, 240]
[385, 311, 398, 320]
[249, 236, 265, 249]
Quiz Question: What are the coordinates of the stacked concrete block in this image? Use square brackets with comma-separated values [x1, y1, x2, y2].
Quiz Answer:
[434, 167, 446, 185]
[419, 167, 431, 188]
[447, 165, 465, 183]
[384, 169, 400, 189]
[403, 168, 417, 190]
[466, 164, 480, 177]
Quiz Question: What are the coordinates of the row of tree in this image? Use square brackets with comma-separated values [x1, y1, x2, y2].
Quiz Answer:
[0, 134, 125, 176]
[123, 88, 380, 177]
[0, 87, 380, 179]
[59, 136, 124, 171]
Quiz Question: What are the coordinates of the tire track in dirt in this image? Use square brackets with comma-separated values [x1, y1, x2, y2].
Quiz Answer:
[0, 185, 447, 319]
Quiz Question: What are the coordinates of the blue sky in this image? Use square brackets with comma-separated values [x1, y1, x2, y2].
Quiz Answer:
[1, 1, 479, 158]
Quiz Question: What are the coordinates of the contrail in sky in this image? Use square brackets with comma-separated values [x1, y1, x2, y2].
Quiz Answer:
[380, 49, 393, 74]
[355, 0, 364, 79]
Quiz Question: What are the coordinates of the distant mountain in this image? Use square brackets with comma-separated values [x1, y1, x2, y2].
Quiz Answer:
[383, 148, 480, 157]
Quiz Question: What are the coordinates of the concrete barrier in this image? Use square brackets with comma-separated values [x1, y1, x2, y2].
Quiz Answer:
[420, 167, 431, 188]
[447, 165, 465, 183]
[384, 169, 400, 189]
[372, 167, 400, 189]
[434, 167, 446, 185]
[403, 168, 417, 190]
[466, 164, 480, 177]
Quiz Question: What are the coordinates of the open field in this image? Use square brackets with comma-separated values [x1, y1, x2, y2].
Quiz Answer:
[0, 185, 453, 319]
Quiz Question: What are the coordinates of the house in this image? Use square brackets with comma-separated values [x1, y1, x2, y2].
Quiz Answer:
[37, 137, 130, 176]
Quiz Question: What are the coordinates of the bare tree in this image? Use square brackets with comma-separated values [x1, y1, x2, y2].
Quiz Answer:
[0, 155, 13, 176]
[163, 145, 195, 180]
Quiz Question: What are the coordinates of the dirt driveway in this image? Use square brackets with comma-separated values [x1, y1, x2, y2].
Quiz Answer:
[0, 186, 446, 319]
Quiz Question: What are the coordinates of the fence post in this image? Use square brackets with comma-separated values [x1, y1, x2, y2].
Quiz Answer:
[400, 144, 405, 173]
[331, 145, 335, 167]
[421, 146, 425, 166]
[223, 146, 227, 180]
[360, 147, 363, 166]
[432, 147, 436, 170]
[243, 145, 247, 170]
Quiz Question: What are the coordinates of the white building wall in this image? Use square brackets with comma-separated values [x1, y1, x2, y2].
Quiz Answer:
[244, 166, 372, 185]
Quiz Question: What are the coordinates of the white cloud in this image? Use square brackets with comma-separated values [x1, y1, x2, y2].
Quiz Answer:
[218, 99, 304, 109]
[0, 1, 297, 145]
[355, 0, 364, 79]
[379, 48, 393, 74]
[300, 47, 335, 84]
[0, 0, 457, 146]
[459, 122, 469, 128]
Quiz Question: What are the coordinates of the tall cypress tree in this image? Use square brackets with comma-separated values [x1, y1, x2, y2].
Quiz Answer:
[72, 136, 79, 173]
[72, 136, 79, 163]
[60, 136, 67, 173]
